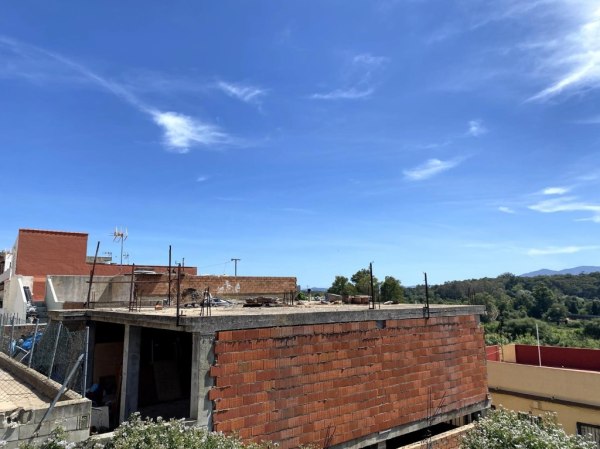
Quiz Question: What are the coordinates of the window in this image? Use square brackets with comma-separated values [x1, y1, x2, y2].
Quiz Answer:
[577, 422, 600, 447]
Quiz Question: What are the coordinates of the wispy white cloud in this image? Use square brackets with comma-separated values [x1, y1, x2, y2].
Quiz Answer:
[498, 206, 515, 214]
[527, 245, 600, 256]
[467, 119, 487, 136]
[151, 111, 230, 153]
[352, 53, 390, 67]
[542, 186, 570, 195]
[216, 81, 266, 104]
[0, 35, 232, 153]
[311, 52, 389, 100]
[311, 87, 374, 100]
[404, 158, 460, 181]
[524, 2, 600, 101]
[529, 195, 600, 222]
[196, 175, 209, 182]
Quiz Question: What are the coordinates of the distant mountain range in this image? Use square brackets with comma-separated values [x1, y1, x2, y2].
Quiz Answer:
[520, 266, 600, 277]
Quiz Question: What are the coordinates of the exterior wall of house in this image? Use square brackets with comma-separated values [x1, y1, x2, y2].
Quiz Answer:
[209, 315, 488, 449]
[3, 229, 196, 309]
[487, 360, 600, 436]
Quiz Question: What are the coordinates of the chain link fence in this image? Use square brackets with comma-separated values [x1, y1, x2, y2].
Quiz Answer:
[0, 313, 88, 399]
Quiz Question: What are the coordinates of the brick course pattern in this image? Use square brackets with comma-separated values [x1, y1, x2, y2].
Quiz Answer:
[135, 274, 297, 298]
[209, 315, 487, 448]
[13, 229, 196, 300]
[400, 424, 473, 449]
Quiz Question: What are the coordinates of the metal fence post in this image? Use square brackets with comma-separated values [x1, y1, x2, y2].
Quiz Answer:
[0, 314, 4, 353]
[82, 326, 89, 398]
[48, 322, 62, 379]
[9, 315, 15, 357]
[28, 320, 40, 368]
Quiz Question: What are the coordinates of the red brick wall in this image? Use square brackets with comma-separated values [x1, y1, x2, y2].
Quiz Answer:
[16, 230, 89, 278]
[400, 424, 473, 449]
[14, 229, 196, 300]
[135, 274, 296, 298]
[209, 315, 487, 448]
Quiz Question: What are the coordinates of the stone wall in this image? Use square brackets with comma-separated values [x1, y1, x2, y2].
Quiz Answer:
[208, 315, 487, 448]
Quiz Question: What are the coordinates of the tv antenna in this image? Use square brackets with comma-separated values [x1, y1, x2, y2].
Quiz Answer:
[112, 227, 128, 265]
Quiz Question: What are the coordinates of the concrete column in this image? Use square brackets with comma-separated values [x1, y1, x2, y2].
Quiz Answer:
[190, 333, 215, 428]
[119, 324, 141, 422]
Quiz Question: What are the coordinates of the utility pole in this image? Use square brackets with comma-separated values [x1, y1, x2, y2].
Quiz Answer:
[231, 258, 241, 276]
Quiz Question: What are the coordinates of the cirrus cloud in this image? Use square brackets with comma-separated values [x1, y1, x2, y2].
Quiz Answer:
[403, 158, 460, 181]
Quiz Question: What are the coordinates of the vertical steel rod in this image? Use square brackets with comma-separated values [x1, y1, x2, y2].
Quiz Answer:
[48, 322, 62, 379]
[176, 263, 181, 327]
[86, 241, 100, 308]
[168, 245, 172, 306]
[423, 272, 430, 319]
[28, 320, 40, 368]
[82, 326, 89, 397]
[128, 264, 135, 312]
[369, 262, 375, 310]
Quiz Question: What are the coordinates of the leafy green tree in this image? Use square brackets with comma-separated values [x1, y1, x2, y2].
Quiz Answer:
[530, 284, 555, 318]
[513, 289, 535, 313]
[583, 319, 600, 339]
[586, 299, 600, 316]
[461, 409, 596, 449]
[565, 296, 585, 314]
[503, 318, 551, 341]
[351, 268, 379, 295]
[472, 292, 499, 323]
[543, 303, 568, 324]
[379, 276, 404, 303]
[327, 276, 357, 296]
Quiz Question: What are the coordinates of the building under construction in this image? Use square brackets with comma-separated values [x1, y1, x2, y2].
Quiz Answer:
[51, 302, 489, 449]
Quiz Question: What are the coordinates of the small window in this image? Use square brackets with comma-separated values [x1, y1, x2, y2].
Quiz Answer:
[577, 422, 600, 447]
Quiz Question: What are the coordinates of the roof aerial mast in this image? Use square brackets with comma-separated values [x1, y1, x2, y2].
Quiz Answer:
[113, 227, 128, 265]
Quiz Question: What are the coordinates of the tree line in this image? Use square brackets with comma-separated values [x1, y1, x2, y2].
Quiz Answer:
[327, 268, 404, 303]
[328, 270, 600, 347]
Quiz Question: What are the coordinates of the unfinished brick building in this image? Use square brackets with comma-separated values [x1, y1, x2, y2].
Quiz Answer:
[52, 303, 489, 449]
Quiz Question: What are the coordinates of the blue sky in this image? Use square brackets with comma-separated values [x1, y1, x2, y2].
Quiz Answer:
[2, 0, 600, 287]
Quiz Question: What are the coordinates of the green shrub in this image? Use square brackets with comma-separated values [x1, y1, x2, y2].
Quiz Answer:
[461, 409, 596, 449]
[13, 415, 279, 449]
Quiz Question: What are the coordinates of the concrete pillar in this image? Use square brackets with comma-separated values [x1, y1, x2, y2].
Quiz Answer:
[377, 441, 386, 449]
[190, 333, 215, 428]
[119, 324, 141, 422]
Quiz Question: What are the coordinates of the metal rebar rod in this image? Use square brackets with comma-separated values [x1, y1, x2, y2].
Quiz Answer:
[128, 264, 135, 312]
[86, 241, 100, 308]
[48, 322, 62, 379]
[28, 320, 40, 368]
[176, 263, 181, 326]
[168, 245, 172, 306]
[82, 326, 89, 398]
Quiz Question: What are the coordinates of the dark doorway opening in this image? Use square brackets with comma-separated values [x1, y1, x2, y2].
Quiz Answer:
[138, 328, 192, 419]
[91, 322, 125, 430]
